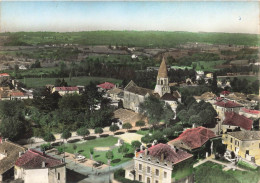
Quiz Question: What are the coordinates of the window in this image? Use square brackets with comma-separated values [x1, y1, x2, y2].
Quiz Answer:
[155, 180, 159, 183]
[58, 173, 60, 180]
[139, 164, 142, 170]
[230, 138, 233, 143]
[139, 175, 142, 181]
[147, 166, 151, 173]
[164, 171, 167, 178]
[246, 150, 249, 155]
[155, 169, 159, 176]
[147, 177, 151, 183]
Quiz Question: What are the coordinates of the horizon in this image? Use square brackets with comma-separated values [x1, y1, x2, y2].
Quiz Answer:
[0, 1, 259, 34]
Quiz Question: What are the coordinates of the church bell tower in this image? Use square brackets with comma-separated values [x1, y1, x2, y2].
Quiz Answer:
[154, 57, 171, 97]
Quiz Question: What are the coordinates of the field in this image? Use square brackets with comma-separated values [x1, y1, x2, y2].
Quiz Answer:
[2, 31, 259, 47]
[63, 136, 134, 166]
[193, 60, 226, 72]
[18, 76, 122, 88]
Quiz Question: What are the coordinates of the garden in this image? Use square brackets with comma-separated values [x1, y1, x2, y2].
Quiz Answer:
[59, 136, 135, 166]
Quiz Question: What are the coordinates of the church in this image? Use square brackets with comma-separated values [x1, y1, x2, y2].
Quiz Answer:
[123, 58, 181, 113]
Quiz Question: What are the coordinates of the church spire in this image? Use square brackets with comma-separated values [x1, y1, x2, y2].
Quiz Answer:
[157, 57, 168, 78]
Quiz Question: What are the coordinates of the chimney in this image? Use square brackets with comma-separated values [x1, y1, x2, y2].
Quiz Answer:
[161, 153, 164, 161]
[42, 161, 46, 168]
[144, 149, 148, 156]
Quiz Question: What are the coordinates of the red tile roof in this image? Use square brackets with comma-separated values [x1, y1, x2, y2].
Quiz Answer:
[15, 149, 64, 169]
[97, 82, 115, 90]
[214, 100, 242, 108]
[11, 91, 24, 97]
[0, 73, 10, 77]
[168, 127, 216, 150]
[242, 108, 260, 115]
[221, 91, 230, 95]
[54, 87, 79, 91]
[140, 143, 192, 165]
[223, 112, 253, 130]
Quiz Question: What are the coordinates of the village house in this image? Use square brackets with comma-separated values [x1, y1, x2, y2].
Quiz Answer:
[194, 92, 216, 104]
[19, 65, 27, 70]
[0, 73, 10, 84]
[222, 131, 260, 166]
[15, 149, 66, 183]
[240, 108, 260, 120]
[97, 82, 115, 91]
[168, 127, 216, 155]
[125, 143, 193, 183]
[0, 139, 26, 182]
[213, 99, 243, 121]
[52, 86, 79, 96]
[222, 112, 253, 133]
[0, 87, 11, 100]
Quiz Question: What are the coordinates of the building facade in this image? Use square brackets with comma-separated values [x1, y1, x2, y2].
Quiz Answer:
[222, 131, 260, 166]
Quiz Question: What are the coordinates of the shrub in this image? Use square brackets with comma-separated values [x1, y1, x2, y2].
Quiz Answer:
[94, 127, 103, 134]
[131, 140, 142, 149]
[114, 169, 141, 183]
[61, 129, 71, 140]
[43, 132, 56, 142]
[40, 143, 52, 151]
[57, 147, 64, 154]
[122, 123, 132, 130]
[110, 124, 119, 133]
[135, 120, 145, 128]
[141, 134, 152, 144]
[77, 127, 90, 137]
[106, 150, 114, 159]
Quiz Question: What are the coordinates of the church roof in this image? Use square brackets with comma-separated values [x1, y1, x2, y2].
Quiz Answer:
[161, 93, 178, 101]
[157, 58, 168, 78]
[124, 80, 153, 96]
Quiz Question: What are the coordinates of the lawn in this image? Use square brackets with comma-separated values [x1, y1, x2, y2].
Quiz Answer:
[193, 60, 226, 72]
[194, 161, 260, 183]
[172, 163, 193, 181]
[136, 130, 150, 136]
[18, 76, 122, 88]
[62, 136, 134, 166]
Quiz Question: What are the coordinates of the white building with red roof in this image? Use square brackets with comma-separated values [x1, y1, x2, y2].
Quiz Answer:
[126, 143, 192, 183]
[97, 82, 115, 90]
[15, 149, 66, 183]
[168, 127, 216, 152]
[52, 86, 79, 96]
[240, 108, 260, 119]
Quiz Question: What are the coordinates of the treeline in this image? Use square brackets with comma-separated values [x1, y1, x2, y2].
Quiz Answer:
[3, 31, 259, 47]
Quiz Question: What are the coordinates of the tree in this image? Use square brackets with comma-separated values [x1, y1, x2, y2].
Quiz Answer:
[94, 127, 103, 134]
[135, 121, 145, 129]
[211, 72, 218, 94]
[106, 150, 114, 160]
[163, 103, 175, 128]
[110, 125, 119, 134]
[152, 131, 166, 143]
[122, 123, 132, 131]
[0, 117, 25, 141]
[177, 110, 189, 126]
[141, 134, 152, 144]
[90, 147, 94, 160]
[73, 144, 77, 153]
[189, 115, 202, 126]
[77, 127, 90, 138]
[118, 144, 129, 156]
[62, 129, 72, 141]
[131, 140, 142, 149]
[43, 132, 56, 142]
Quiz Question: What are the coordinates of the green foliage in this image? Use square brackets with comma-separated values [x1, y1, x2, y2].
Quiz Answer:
[118, 144, 129, 155]
[141, 134, 153, 144]
[106, 150, 114, 160]
[90, 147, 94, 155]
[122, 123, 132, 130]
[94, 127, 103, 134]
[40, 143, 52, 151]
[76, 127, 90, 137]
[135, 120, 145, 128]
[110, 124, 119, 132]
[152, 131, 167, 143]
[189, 115, 202, 126]
[43, 132, 56, 142]
[61, 129, 72, 140]
[131, 140, 142, 149]
[139, 96, 174, 126]
[57, 147, 64, 154]
[114, 168, 141, 183]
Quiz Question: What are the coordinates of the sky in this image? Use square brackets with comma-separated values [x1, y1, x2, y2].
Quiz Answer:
[0, 1, 259, 34]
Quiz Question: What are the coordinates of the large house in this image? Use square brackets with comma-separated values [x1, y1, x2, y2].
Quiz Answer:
[0, 139, 26, 182]
[222, 131, 260, 166]
[126, 143, 193, 183]
[0, 73, 10, 84]
[168, 127, 216, 153]
[222, 112, 253, 133]
[123, 58, 180, 113]
[194, 92, 216, 104]
[52, 86, 79, 96]
[15, 149, 66, 183]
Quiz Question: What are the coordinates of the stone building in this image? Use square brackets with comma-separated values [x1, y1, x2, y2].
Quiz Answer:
[125, 143, 193, 183]
[0, 139, 26, 182]
[123, 58, 180, 113]
[15, 149, 66, 183]
[222, 131, 260, 166]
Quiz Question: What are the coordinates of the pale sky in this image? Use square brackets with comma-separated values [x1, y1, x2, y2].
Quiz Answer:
[0, 1, 259, 34]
